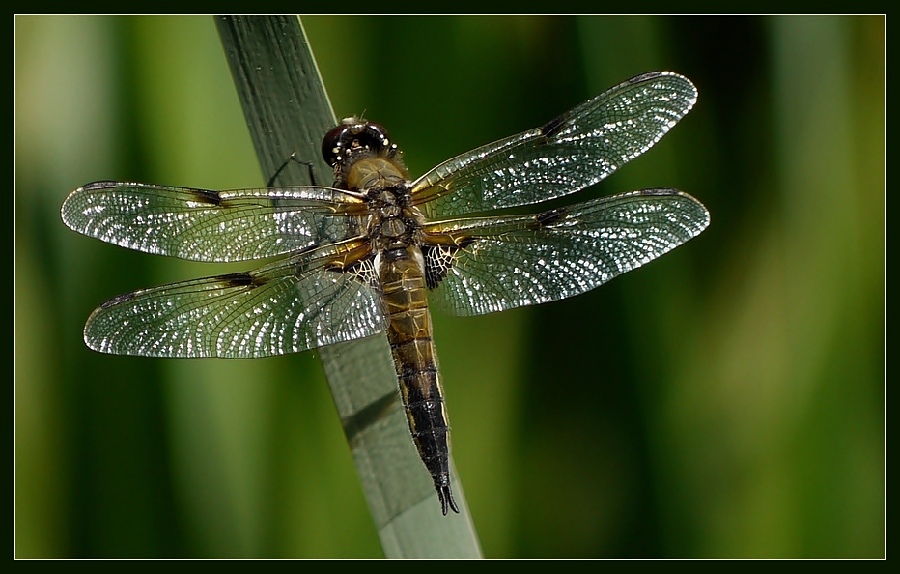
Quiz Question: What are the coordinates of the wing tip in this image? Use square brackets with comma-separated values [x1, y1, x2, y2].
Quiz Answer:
[626, 71, 698, 113]
[636, 188, 711, 233]
[81, 180, 120, 191]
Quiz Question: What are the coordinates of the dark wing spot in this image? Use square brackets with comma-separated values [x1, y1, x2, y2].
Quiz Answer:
[534, 207, 567, 228]
[217, 272, 261, 288]
[627, 71, 664, 85]
[540, 114, 568, 139]
[186, 187, 224, 206]
[99, 290, 138, 309]
[322, 252, 379, 290]
[423, 239, 475, 289]
[638, 188, 678, 197]
[82, 181, 118, 191]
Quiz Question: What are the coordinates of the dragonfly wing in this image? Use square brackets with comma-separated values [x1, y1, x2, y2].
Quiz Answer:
[61, 181, 366, 262]
[83, 242, 386, 358]
[411, 72, 697, 217]
[422, 189, 709, 316]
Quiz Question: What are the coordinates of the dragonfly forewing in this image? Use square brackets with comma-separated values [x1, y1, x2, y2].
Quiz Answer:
[61, 181, 367, 262]
[411, 72, 698, 217]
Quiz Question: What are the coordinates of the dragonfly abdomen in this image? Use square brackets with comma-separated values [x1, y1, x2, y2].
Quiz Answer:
[379, 245, 458, 515]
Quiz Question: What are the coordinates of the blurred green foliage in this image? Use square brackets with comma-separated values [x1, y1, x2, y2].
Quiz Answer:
[15, 15, 884, 557]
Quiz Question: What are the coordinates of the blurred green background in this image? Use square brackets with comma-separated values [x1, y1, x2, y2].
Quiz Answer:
[15, 15, 884, 558]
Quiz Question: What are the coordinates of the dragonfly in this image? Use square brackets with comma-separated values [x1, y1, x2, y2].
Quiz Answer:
[61, 71, 709, 515]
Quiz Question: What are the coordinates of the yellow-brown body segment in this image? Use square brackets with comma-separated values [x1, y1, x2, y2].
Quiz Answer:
[334, 131, 459, 514]
[379, 246, 456, 514]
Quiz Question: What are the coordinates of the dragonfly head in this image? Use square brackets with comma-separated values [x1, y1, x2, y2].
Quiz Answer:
[323, 117, 400, 168]
[325, 118, 408, 192]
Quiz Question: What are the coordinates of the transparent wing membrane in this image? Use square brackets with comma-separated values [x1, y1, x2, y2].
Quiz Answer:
[411, 72, 697, 217]
[83, 243, 385, 358]
[64, 72, 707, 362]
[423, 189, 709, 316]
[62, 181, 366, 262]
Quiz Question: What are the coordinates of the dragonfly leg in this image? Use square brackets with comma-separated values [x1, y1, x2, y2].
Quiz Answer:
[267, 152, 321, 187]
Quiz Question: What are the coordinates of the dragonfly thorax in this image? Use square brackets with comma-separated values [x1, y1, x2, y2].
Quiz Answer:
[344, 156, 410, 192]
[365, 186, 426, 251]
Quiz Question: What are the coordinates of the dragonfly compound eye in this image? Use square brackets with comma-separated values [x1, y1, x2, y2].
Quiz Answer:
[322, 119, 394, 167]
